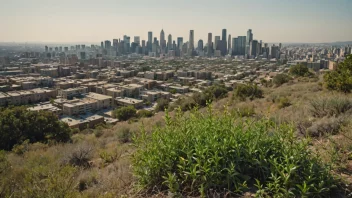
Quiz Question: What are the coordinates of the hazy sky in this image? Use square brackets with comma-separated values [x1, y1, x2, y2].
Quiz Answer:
[1, 0, 351, 44]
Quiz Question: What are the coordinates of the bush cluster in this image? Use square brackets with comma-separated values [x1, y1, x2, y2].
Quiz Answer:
[289, 64, 313, 77]
[234, 84, 263, 101]
[0, 106, 71, 151]
[133, 107, 337, 197]
[112, 106, 137, 121]
[273, 74, 291, 86]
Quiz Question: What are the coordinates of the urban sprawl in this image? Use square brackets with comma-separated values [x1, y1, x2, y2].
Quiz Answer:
[0, 28, 351, 129]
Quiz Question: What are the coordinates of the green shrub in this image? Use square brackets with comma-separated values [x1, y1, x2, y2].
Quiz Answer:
[133, 107, 337, 197]
[278, 97, 291, 109]
[137, 109, 154, 118]
[234, 84, 263, 101]
[155, 98, 170, 112]
[99, 149, 121, 165]
[272, 74, 291, 86]
[309, 96, 352, 118]
[290, 64, 312, 77]
[324, 55, 352, 93]
[113, 106, 137, 121]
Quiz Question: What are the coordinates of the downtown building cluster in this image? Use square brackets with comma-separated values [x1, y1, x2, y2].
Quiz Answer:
[95, 29, 283, 59]
[40, 29, 283, 60]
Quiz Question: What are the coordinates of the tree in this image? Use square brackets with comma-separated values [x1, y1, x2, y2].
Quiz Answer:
[289, 64, 312, 77]
[155, 98, 170, 112]
[0, 106, 71, 151]
[273, 74, 291, 86]
[113, 106, 137, 121]
[324, 55, 352, 93]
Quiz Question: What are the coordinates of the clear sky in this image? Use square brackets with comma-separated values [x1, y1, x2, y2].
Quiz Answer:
[0, 0, 351, 44]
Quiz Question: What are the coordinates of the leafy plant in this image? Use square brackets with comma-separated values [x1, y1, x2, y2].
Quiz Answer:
[133, 106, 337, 197]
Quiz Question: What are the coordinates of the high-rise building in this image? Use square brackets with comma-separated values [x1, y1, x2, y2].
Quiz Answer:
[207, 33, 212, 57]
[228, 34, 231, 54]
[246, 29, 253, 58]
[177, 37, 183, 49]
[104, 40, 111, 49]
[160, 29, 166, 53]
[101, 42, 104, 49]
[141, 40, 146, 54]
[216, 40, 227, 56]
[249, 40, 258, 58]
[113, 39, 119, 50]
[134, 36, 140, 45]
[214, 36, 221, 50]
[222, 29, 227, 42]
[270, 44, 280, 59]
[167, 34, 172, 51]
[148, 31, 153, 51]
[233, 36, 246, 55]
[189, 30, 194, 52]
[197, 40, 204, 52]
[45, 46, 48, 52]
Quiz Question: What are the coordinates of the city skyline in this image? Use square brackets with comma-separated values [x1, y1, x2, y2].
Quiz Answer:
[1, 0, 352, 43]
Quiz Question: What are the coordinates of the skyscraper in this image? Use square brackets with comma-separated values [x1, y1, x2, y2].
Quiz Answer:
[214, 36, 221, 50]
[134, 36, 140, 45]
[101, 42, 104, 49]
[189, 30, 194, 52]
[249, 40, 258, 58]
[222, 29, 227, 42]
[148, 31, 153, 51]
[167, 34, 172, 51]
[177, 37, 183, 49]
[228, 34, 231, 54]
[160, 29, 166, 53]
[207, 33, 212, 57]
[246, 29, 253, 58]
[197, 39, 204, 52]
[104, 40, 111, 49]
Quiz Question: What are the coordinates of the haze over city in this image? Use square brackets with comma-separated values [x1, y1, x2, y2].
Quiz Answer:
[1, 0, 352, 43]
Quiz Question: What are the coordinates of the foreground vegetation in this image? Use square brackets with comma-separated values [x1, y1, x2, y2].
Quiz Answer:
[133, 107, 338, 197]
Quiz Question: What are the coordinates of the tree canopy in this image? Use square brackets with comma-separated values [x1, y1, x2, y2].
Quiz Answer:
[113, 106, 137, 121]
[324, 55, 352, 93]
[0, 106, 71, 151]
[289, 64, 312, 77]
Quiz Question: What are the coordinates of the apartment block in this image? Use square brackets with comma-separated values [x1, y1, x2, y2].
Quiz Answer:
[58, 86, 88, 99]
[62, 98, 97, 116]
[0, 88, 57, 106]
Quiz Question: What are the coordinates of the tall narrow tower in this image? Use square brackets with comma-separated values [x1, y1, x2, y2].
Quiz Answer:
[189, 30, 194, 53]
[160, 29, 166, 53]
[208, 33, 212, 57]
